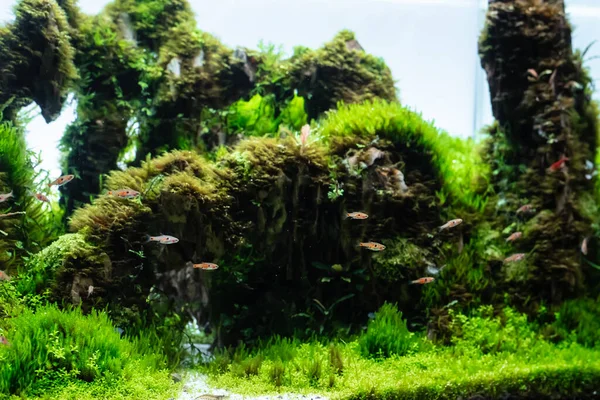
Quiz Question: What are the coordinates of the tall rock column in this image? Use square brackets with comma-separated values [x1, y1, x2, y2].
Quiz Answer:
[479, 0, 599, 308]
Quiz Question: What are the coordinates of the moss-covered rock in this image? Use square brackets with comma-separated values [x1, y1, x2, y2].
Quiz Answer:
[49, 100, 484, 346]
[279, 30, 398, 121]
[478, 0, 599, 312]
[0, 0, 78, 122]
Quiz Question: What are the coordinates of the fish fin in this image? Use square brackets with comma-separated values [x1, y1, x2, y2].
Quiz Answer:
[143, 235, 151, 243]
[408, 280, 416, 285]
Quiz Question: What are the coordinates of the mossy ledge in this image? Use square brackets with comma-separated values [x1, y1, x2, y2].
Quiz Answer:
[27, 100, 485, 347]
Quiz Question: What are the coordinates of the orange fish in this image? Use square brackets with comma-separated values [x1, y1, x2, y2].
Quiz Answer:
[581, 237, 589, 255]
[48, 174, 74, 187]
[107, 189, 140, 199]
[548, 156, 569, 172]
[516, 204, 534, 214]
[346, 212, 368, 220]
[33, 193, 50, 203]
[438, 218, 463, 231]
[410, 277, 435, 285]
[0, 336, 10, 346]
[506, 232, 522, 242]
[0, 270, 12, 281]
[192, 262, 219, 270]
[358, 242, 386, 251]
[504, 253, 526, 264]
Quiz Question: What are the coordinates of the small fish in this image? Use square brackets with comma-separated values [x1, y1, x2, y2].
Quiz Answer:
[87, 285, 94, 298]
[0, 211, 26, 219]
[504, 253, 526, 264]
[410, 277, 435, 285]
[438, 218, 463, 231]
[346, 212, 368, 220]
[367, 312, 376, 319]
[192, 262, 219, 270]
[300, 124, 311, 147]
[516, 204, 534, 214]
[107, 189, 140, 199]
[581, 237, 589, 255]
[358, 242, 386, 251]
[159, 236, 179, 244]
[196, 395, 227, 400]
[0, 336, 10, 346]
[146, 235, 178, 244]
[0, 191, 13, 203]
[48, 174, 74, 187]
[548, 156, 569, 172]
[0, 270, 11, 281]
[33, 193, 50, 203]
[506, 232, 522, 242]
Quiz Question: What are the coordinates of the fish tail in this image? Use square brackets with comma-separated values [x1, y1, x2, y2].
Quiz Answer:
[437, 225, 445, 232]
[143, 235, 151, 243]
[408, 280, 416, 285]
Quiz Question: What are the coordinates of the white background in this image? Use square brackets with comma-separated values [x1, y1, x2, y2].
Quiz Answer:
[0, 0, 598, 181]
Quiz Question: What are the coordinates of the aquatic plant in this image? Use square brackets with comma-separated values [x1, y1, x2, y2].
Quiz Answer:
[0, 304, 169, 397]
[358, 302, 420, 358]
[201, 308, 600, 399]
[478, 0, 600, 313]
[0, 121, 62, 270]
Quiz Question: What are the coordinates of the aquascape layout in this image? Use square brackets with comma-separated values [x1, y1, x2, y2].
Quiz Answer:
[0, 0, 600, 399]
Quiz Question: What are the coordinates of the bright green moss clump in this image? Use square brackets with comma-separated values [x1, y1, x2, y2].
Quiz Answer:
[320, 99, 490, 212]
[202, 304, 600, 400]
[0, 304, 175, 398]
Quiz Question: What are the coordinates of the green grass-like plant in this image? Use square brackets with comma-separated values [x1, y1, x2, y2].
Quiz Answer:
[358, 302, 420, 359]
[0, 304, 169, 397]
[200, 307, 600, 399]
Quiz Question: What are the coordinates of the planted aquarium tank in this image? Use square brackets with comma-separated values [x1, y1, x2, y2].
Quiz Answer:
[1, 0, 600, 398]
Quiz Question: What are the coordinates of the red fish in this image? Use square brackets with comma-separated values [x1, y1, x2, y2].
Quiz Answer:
[0, 336, 10, 346]
[506, 232, 522, 242]
[107, 189, 140, 199]
[504, 253, 526, 264]
[548, 156, 569, 172]
[581, 237, 589, 255]
[48, 174, 74, 187]
[516, 204, 534, 214]
[146, 235, 179, 244]
[33, 193, 50, 203]
[358, 242, 386, 251]
[346, 212, 368, 220]
[192, 262, 219, 270]
[410, 277, 435, 285]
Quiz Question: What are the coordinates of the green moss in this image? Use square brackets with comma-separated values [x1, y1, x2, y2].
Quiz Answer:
[201, 307, 600, 399]
[284, 30, 398, 120]
[552, 296, 600, 348]
[16, 233, 100, 300]
[0, 0, 78, 122]
[0, 304, 175, 397]
[371, 238, 431, 283]
[320, 99, 490, 212]
[0, 121, 62, 270]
